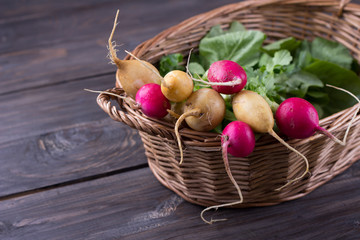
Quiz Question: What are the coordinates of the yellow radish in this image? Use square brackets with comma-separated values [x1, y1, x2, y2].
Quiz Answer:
[108, 10, 161, 99]
[233, 90, 309, 190]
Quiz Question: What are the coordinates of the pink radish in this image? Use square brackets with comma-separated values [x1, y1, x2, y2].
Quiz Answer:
[84, 83, 170, 119]
[135, 83, 170, 119]
[189, 60, 247, 94]
[232, 90, 309, 191]
[201, 121, 255, 224]
[275, 97, 328, 139]
[207, 60, 247, 94]
[275, 85, 360, 145]
[222, 121, 255, 158]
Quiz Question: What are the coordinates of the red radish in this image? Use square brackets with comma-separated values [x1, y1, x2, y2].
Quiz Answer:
[207, 60, 247, 94]
[222, 121, 255, 158]
[275, 97, 326, 139]
[135, 83, 170, 119]
[232, 90, 309, 190]
[84, 84, 170, 119]
[276, 84, 360, 145]
[200, 121, 255, 224]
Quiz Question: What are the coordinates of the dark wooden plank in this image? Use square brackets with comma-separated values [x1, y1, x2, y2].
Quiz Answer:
[0, 72, 152, 196]
[0, 162, 360, 240]
[0, 118, 147, 197]
[0, 74, 114, 144]
[0, 0, 239, 95]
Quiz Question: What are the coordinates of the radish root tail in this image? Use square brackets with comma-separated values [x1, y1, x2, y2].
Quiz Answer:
[175, 108, 201, 165]
[108, 10, 122, 68]
[200, 137, 244, 224]
[269, 129, 310, 191]
[84, 88, 126, 100]
[316, 84, 360, 146]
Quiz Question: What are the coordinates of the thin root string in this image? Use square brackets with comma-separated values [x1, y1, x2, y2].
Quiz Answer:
[108, 10, 122, 68]
[269, 129, 310, 191]
[200, 138, 244, 224]
[174, 109, 201, 165]
[319, 84, 360, 146]
[167, 109, 181, 119]
[124, 50, 163, 84]
[185, 48, 194, 78]
[84, 89, 126, 100]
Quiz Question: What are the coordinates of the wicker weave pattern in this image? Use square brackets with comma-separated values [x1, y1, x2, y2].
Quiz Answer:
[97, 0, 360, 207]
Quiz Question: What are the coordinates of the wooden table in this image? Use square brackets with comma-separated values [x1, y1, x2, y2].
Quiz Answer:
[1, 0, 360, 239]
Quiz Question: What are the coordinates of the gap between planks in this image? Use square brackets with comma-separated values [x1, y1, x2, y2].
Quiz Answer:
[0, 163, 148, 201]
[0, 70, 115, 97]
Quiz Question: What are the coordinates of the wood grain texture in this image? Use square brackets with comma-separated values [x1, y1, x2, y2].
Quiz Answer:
[1, 0, 360, 239]
[0, 118, 147, 197]
[0, 0, 239, 95]
[0, 163, 359, 240]
[0, 74, 114, 144]
[0, 0, 238, 197]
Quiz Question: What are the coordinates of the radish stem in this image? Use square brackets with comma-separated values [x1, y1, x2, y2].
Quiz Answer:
[108, 10, 121, 68]
[175, 108, 201, 164]
[270, 129, 310, 191]
[200, 136, 244, 224]
[318, 84, 360, 146]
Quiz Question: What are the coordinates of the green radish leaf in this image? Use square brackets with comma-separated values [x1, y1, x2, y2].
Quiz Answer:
[275, 70, 323, 98]
[212, 123, 223, 134]
[159, 53, 185, 76]
[205, 24, 224, 38]
[272, 50, 293, 66]
[304, 60, 360, 116]
[188, 62, 205, 76]
[311, 37, 353, 70]
[266, 50, 293, 71]
[261, 37, 301, 56]
[199, 30, 266, 69]
[294, 40, 313, 69]
[224, 109, 237, 122]
[228, 21, 246, 33]
[259, 53, 272, 67]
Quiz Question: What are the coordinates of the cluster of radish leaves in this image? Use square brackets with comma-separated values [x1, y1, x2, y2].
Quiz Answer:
[160, 21, 360, 130]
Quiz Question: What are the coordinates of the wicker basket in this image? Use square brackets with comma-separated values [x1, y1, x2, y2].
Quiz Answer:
[97, 0, 360, 208]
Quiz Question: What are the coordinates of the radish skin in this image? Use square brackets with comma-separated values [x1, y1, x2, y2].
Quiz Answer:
[190, 60, 247, 94]
[276, 85, 360, 146]
[162, 70, 194, 102]
[201, 121, 255, 224]
[108, 10, 161, 98]
[135, 83, 170, 119]
[207, 60, 247, 94]
[175, 88, 225, 164]
[124, 50, 193, 103]
[84, 84, 170, 120]
[233, 90, 310, 190]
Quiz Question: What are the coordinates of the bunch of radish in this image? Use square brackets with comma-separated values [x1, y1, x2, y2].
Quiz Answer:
[87, 10, 360, 224]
